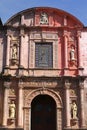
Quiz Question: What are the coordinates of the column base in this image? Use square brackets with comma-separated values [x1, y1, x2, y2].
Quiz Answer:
[3, 65, 10, 76]
[0, 127, 24, 130]
[18, 65, 24, 76]
[63, 68, 69, 76]
[63, 127, 87, 130]
[78, 67, 84, 76]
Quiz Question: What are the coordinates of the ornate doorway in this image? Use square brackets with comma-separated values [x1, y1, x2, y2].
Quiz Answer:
[31, 95, 56, 130]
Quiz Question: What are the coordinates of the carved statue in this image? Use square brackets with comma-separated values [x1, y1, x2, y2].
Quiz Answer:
[40, 12, 48, 24]
[70, 46, 75, 60]
[9, 101, 16, 118]
[71, 101, 77, 119]
[12, 45, 17, 59]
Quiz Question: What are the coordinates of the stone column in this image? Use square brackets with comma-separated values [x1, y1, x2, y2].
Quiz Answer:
[19, 29, 25, 67]
[77, 31, 81, 67]
[4, 34, 11, 75]
[57, 107, 62, 130]
[63, 30, 68, 75]
[6, 34, 11, 67]
[18, 80, 23, 127]
[18, 29, 25, 76]
[64, 16, 67, 26]
[77, 31, 84, 75]
[79, 80, 86, 128]
[64, 80, 71, 128]
[29, 107, 31, 130]
[2, 82, 10, 126]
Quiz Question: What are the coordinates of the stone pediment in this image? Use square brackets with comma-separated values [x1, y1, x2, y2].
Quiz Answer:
[5, 7, 83, 28]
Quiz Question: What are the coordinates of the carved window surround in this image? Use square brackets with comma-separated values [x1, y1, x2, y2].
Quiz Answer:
[29, 33, 58, 69]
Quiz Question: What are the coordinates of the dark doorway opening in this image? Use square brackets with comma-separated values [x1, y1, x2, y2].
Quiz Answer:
[31, 95, 56, 130]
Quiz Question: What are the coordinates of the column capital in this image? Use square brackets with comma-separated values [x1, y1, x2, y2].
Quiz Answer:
[18, 79, 24, 89]
[63, 30, 68, 37]
[64, 80, 71, 89]
[77, 31, 81, 38]
[79, 81, 84, 89]
[19, 34, 25, 37]
[4, 81, 11, 88]
[19, 28, 25, 37]
[78, 77, 85, 89]
[6, 34, 12, 38]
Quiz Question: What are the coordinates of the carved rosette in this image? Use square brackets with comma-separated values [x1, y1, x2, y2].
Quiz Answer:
[70, 89, 77, 97]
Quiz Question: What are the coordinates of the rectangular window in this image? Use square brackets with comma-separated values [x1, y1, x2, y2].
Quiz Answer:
[35, 43, 53, 68]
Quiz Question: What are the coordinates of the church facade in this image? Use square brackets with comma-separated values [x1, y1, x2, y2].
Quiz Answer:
[0, 7, 87, 130]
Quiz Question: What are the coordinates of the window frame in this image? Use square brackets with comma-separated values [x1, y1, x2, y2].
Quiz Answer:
[35, 42, 53, 69]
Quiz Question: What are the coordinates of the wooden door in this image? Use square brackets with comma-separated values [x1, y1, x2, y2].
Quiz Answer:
[31, 95, 56, 130]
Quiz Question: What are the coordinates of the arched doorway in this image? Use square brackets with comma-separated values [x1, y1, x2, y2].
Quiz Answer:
[31, 95, 56, 130]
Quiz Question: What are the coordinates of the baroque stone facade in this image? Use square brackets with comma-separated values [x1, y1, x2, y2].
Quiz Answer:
[0, 7, 87, 130]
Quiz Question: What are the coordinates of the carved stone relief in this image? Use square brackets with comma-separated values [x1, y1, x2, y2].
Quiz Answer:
[70, 89, 77, 97]
[24, 88, 62, 108]
[10, 39, 19, 65]
[70, 45, 76, 61]
[24, 88, 62, 130]
[67, 31, 78, 67]
[23, 80, 58, 88]
[30, 33, 58, 40]
[40, 12, 49, 25]
[29, 32, 58, 69]
[29, 41, 35, 68]
[9, 88, 16, 97]
[53, 41, 58, 68]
